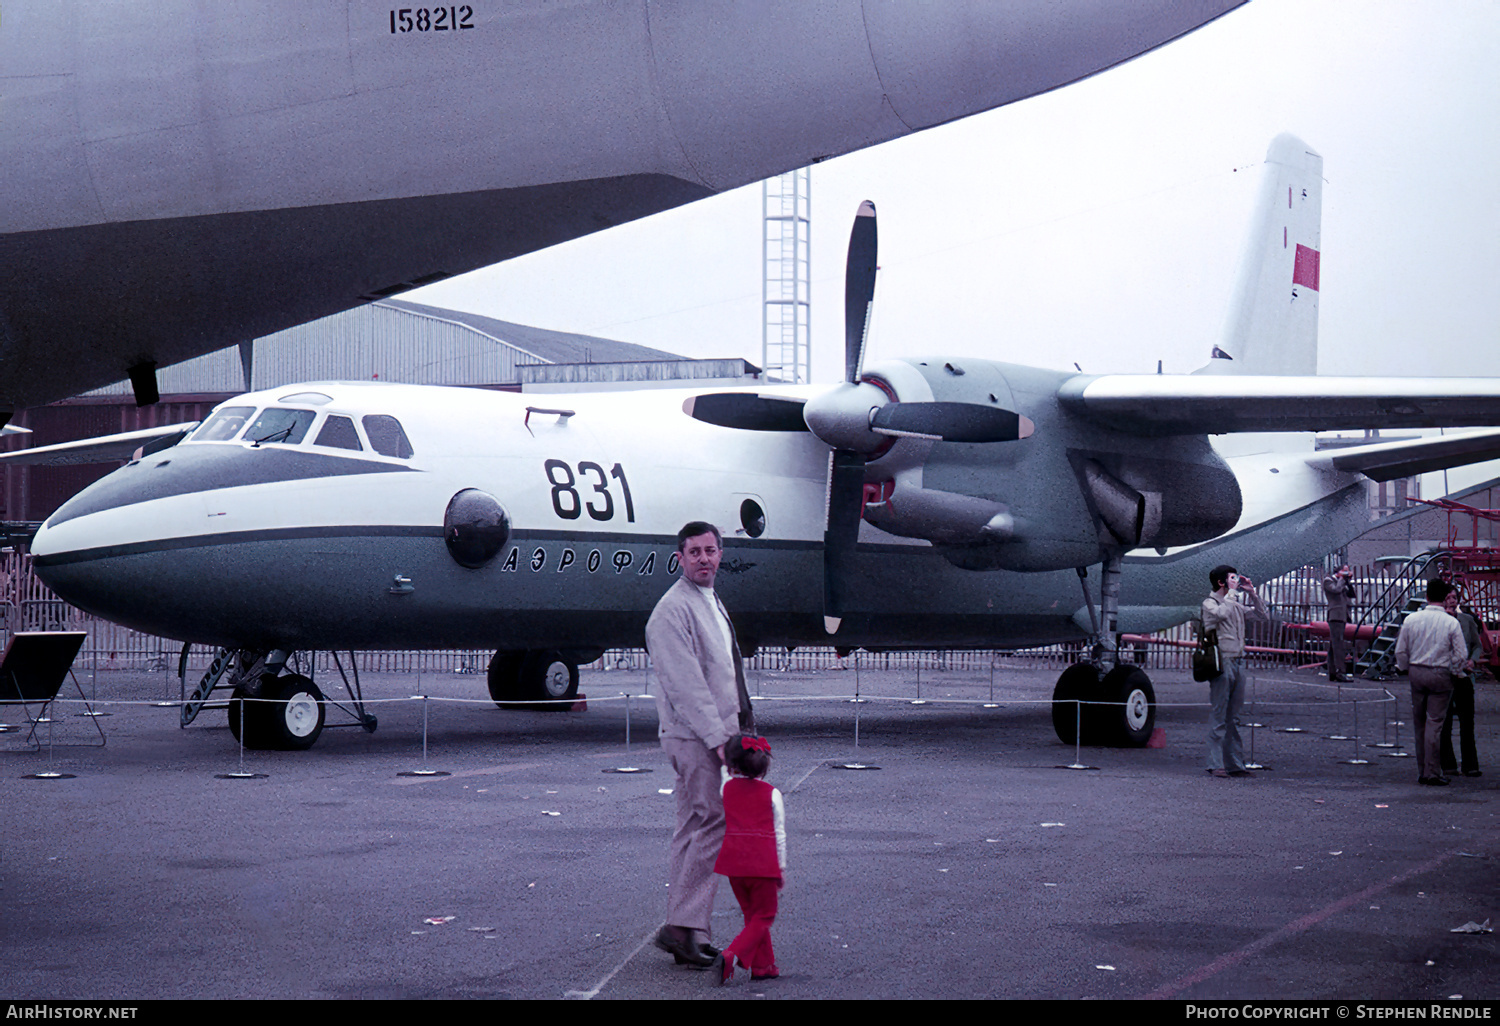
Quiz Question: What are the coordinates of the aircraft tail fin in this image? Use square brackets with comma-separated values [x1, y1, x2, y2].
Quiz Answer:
[1199, 133, 1323, 377]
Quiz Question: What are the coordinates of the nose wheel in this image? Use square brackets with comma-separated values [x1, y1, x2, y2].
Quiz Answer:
[228, 673, 326, 750]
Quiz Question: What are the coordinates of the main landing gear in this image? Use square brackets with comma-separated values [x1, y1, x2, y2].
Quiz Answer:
[487, 649, 583, 711]
[1051, 662, 1156, 747]
[1051, 557, 1157, 748]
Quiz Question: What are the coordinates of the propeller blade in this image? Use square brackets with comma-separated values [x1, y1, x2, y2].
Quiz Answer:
[823, 448, 866, 634]
[682, 393, 809, 432]
[844, 200, 878, 385]
[870, 402, 1034, 443]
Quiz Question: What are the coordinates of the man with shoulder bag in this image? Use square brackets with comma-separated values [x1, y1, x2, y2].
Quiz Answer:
[1201, 564, 1269, 779]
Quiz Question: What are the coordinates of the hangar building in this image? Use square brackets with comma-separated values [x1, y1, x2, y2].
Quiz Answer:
[0, 298, 760, 523]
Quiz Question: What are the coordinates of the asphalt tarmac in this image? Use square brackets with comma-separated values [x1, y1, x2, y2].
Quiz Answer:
[1, 661, 1496, 1002]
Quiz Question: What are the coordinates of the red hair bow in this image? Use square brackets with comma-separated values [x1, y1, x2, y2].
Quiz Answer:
[742, 736, 771, 754]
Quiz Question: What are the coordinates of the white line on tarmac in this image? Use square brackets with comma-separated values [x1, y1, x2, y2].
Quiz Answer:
[564, 927, 659, 1000]
[1143, 848, 1458, 999]
[788, 759, 826, 792]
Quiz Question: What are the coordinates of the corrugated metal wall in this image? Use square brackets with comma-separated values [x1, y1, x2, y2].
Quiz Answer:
[2, 398, 226, 522]
[2, 304, 551, 521]
[78, 303, 546, 398]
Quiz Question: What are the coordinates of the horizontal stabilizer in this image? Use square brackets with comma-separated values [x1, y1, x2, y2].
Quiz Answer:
[0, 422, 198, 466]
[1058, 375, 1500, 435]
[1312, 429, 1500, 483]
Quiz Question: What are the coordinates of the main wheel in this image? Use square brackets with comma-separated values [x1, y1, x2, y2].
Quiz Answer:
[520, 650, 579, 712]
[1052, 663, 1101, 745]
[487, 650, 526, 709]
[266, 674, 326, 750]
[1098, 665, 1156, 747]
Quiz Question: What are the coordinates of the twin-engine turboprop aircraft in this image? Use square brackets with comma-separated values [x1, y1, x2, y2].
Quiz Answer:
[16, 135, 1500, 751]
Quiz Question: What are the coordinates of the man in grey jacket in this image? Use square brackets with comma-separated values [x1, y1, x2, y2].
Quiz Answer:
[646, 522, 755, 967]
[1202, 564, 1270, 778]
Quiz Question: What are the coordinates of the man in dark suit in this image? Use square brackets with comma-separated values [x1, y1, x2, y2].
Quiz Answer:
[1323, 565, 1356, 681]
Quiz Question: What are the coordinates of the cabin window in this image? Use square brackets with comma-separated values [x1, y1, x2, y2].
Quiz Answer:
[363, 415, 414, 459]
[314, 415, 363, 451]
[245, 408, 316, 446]
[192, 406, 256, 442]
[740, 498, 766, 538]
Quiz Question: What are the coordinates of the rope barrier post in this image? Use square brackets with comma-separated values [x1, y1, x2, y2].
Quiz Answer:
[1368, 685, 1401, 751]
[1325, 678, 1351, 741]
[1058, 698, 1096, 771]
[400, 685, 450, 778]
[1381, 686, 1412, 761]
[1245, 674, 1267, 771]
[24, 696, 73, 780]
[217, 694, 266, 780]
[604, 691, 650, 775]
[1074, 699, 1082, 763]
[1341, 697, 1369, 764]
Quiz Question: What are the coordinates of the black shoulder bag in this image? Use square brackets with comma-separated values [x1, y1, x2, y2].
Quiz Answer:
[1192, 622, 1221, 682]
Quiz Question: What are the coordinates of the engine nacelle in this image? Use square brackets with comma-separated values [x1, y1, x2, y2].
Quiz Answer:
[862, 485, 1017, 546]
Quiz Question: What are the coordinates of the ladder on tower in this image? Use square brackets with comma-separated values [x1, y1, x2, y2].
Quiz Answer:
[1352, 550, 1451, 679]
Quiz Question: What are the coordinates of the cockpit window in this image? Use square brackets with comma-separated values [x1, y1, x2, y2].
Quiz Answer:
[362, 415, 414, 459]
[245, 408, 316, 446]
[314, 415, 363, 451]
[192, 406, 256, 442]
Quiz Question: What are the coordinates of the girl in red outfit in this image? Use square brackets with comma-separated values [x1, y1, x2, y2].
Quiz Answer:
[710, 733, 787, 985]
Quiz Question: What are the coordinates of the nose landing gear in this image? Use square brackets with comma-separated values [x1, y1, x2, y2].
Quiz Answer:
[184, 647, 376, 751]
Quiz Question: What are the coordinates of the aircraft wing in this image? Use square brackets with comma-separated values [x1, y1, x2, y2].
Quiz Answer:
[1057, 376, 1500, 435]
[0, 2, 1244, 413]
[0, 423, 198, 467]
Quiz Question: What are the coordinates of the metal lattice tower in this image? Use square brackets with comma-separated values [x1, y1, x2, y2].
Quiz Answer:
[762, 168, 811, 384]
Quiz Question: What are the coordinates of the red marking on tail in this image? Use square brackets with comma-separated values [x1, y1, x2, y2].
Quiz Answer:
[1293, 244, 1320, 291]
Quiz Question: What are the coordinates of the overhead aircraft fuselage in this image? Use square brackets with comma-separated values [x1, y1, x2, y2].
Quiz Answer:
[27, 366, 1362, 656]
[0, 0, 1244, 411]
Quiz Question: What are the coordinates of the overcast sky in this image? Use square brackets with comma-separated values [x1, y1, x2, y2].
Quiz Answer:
[412, 0, 1500, 387]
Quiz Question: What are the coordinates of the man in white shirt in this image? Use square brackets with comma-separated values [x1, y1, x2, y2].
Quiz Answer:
[1394, 578, 1470, 785]
[645, 522, 754, 966]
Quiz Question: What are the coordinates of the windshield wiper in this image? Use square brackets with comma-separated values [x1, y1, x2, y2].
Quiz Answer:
[250, 425, 295, 446]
